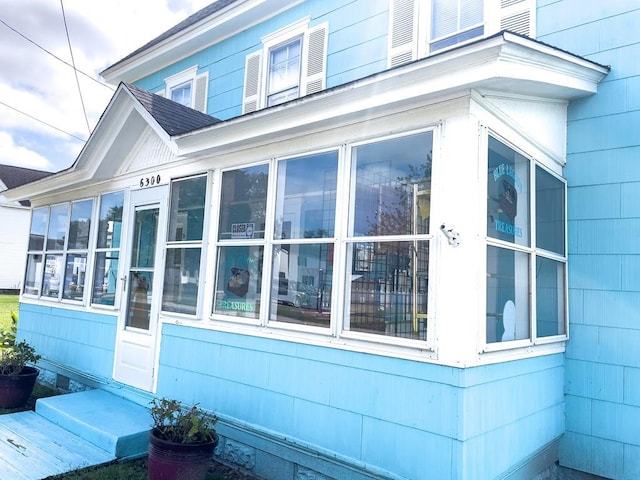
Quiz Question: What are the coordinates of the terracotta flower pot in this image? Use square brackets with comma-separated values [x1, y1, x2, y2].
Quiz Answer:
[148, 428, 218, 480]
[0, 366, 39, 409]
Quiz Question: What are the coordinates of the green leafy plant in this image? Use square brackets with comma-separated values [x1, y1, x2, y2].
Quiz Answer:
[0, 311, 41, 375]
[149, 398, 217, 444]
[0, 311, 18, 348]
[0, 340, 41, 375]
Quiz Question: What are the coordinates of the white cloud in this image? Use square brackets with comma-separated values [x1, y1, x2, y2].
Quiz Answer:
[0, 0, 214, 172]
[0, 131, 54, 170]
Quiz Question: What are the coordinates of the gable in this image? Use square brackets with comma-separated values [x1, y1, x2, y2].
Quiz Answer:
[118, 125, 178, 175]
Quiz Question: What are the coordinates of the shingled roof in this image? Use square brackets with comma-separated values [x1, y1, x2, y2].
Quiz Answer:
[108, 0, 237, 72]
[0, 164, 52, 206]
[125, 83, 221, 135]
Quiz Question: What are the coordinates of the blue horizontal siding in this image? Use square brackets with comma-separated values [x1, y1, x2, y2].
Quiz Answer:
[17, 303, 117, 379]
[565, 147, 640, 186]
[156, 324, 563, 479]
[560, 431, 625, 479]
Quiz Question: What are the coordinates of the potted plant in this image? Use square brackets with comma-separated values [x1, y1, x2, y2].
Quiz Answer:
[0, 311, 41, 409]
[148, 397, 218, 480]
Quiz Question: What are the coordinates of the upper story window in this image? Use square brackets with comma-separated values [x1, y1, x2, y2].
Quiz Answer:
[388, 0, 535, 67]
[243, 19, 328, 113]
[160, 66, 209, 113]
[267, 37, 302, 107]
[485, 135, 566, 348]
[24, 199, 94, 302]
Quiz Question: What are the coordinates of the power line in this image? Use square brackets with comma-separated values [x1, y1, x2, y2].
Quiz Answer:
[60, 0, 91, 136]
[0, 18, 114, 92]
[0, 100, 87, 142]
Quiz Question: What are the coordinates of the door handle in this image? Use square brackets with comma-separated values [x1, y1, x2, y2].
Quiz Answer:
[121, 275, 128, 292]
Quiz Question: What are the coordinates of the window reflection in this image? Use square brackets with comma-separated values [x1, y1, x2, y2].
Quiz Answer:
[271, 243, 332, 327]
[47, 204, 69, 250]
[68, 200, 93, 250]
[352, 133, 432, 237]
[92, 252, 119, 306]
[219, 165, 268, 240]
[213, 246, 263, 319]
[62, 254, 87, 301]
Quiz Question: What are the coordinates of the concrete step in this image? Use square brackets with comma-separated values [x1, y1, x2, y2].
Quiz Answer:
[0, 411, 115, 480]
[35, 389, 152, 459]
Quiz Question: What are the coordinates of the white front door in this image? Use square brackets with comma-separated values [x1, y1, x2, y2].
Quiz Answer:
[113, 186, 168, 392]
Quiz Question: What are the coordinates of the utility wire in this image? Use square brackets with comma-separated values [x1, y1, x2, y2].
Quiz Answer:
[0, 18, 114, 92]
[0, 100, 87, 142]
[60, 0, 91, 136]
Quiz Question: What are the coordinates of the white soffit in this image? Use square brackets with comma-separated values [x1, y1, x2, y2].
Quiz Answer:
[175, 32, 609, 156]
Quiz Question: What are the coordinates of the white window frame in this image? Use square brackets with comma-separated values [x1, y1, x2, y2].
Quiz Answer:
[163, 66, 209, 112]
[388, 0, 536, 67]
[210, 129, 437, 352]
[482, 130, 568, 354]
[242, 18, 328, 113]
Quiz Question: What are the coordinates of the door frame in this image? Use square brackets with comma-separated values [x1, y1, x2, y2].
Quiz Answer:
[113, 185, 169, 392]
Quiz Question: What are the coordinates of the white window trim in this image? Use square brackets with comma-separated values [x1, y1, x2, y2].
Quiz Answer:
[243, 17, 328, 113]
[163, 65, 209, 112]
[480, 127, 568, 355]
[388, 0, 536, 67]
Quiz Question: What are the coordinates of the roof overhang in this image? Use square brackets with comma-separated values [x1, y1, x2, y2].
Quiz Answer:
[101, 0, 302, 84]
[3, 84, 175, 201]
[174, 32, 609, 156]
[5, 32, 608, 203]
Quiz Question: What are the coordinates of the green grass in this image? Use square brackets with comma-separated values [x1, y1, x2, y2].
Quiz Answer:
[0, 294, 19, 332]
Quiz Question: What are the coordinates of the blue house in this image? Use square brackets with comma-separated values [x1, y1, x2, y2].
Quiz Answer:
[5, 1, 638, 478]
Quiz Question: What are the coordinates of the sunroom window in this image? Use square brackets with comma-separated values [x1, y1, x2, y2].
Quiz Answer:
[162, 175, 207, 315]
[91, 191, 124, 306]
[344, 132, 433, 340]
[24, 199, 94, 301]
[485, 135, 566, 345]
[270, 151, 338, 327]
[213, 164, 269, 319]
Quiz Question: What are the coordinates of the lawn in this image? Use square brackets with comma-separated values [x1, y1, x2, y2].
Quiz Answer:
[0, 294, 19, 332]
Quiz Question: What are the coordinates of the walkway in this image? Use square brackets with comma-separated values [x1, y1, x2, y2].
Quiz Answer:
[0, 389, 151, 479]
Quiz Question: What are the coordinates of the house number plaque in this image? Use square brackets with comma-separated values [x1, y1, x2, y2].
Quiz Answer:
[139, 175, 162, 188]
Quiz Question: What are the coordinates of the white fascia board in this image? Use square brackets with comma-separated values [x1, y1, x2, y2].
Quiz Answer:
[3, 85, 176, 203]
[101, 0, 303, 85]
[174, 33, 609, 156]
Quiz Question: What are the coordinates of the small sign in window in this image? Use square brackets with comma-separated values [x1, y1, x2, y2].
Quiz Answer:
[231, 222, 255, 239]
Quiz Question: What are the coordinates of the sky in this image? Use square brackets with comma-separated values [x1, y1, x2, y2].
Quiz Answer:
[0, 0, 215, 173]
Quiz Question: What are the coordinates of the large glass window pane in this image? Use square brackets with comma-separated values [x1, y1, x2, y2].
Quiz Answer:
[97, 192, 124, 249]
[29, 207, 48, 251]
[168, 176, 207, 242]
[62, 254, 87, 301]
[162, 248, 201, 315]
[536, 256, 566, 337]
[346, 240, 429, 340]
[127, 271, 153, 329]
[43, 254, 64, 298]
[131, 209, 158, 269]
[352, 132, 433, 237]
[24, 254, 43, 296]
[213, 246, 263, 319]
[270, 243, 333, 327]
[487, 137, 530, 246]
[486, 246, 530, 343]
[219, 165, 269, 240]
[47, 204, 69, 250]
[536, 167, 565, 255]
[68, 199, 93, 250]
[274, 152, 338, 240]
[92, 252, 119, 306]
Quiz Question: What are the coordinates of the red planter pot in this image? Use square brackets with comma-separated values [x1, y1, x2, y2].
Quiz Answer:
[0, 366, 39, 409]
[148, 428, 218, 480]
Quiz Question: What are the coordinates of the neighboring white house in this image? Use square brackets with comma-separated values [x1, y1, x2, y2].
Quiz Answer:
[0, 164, 51, 291]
